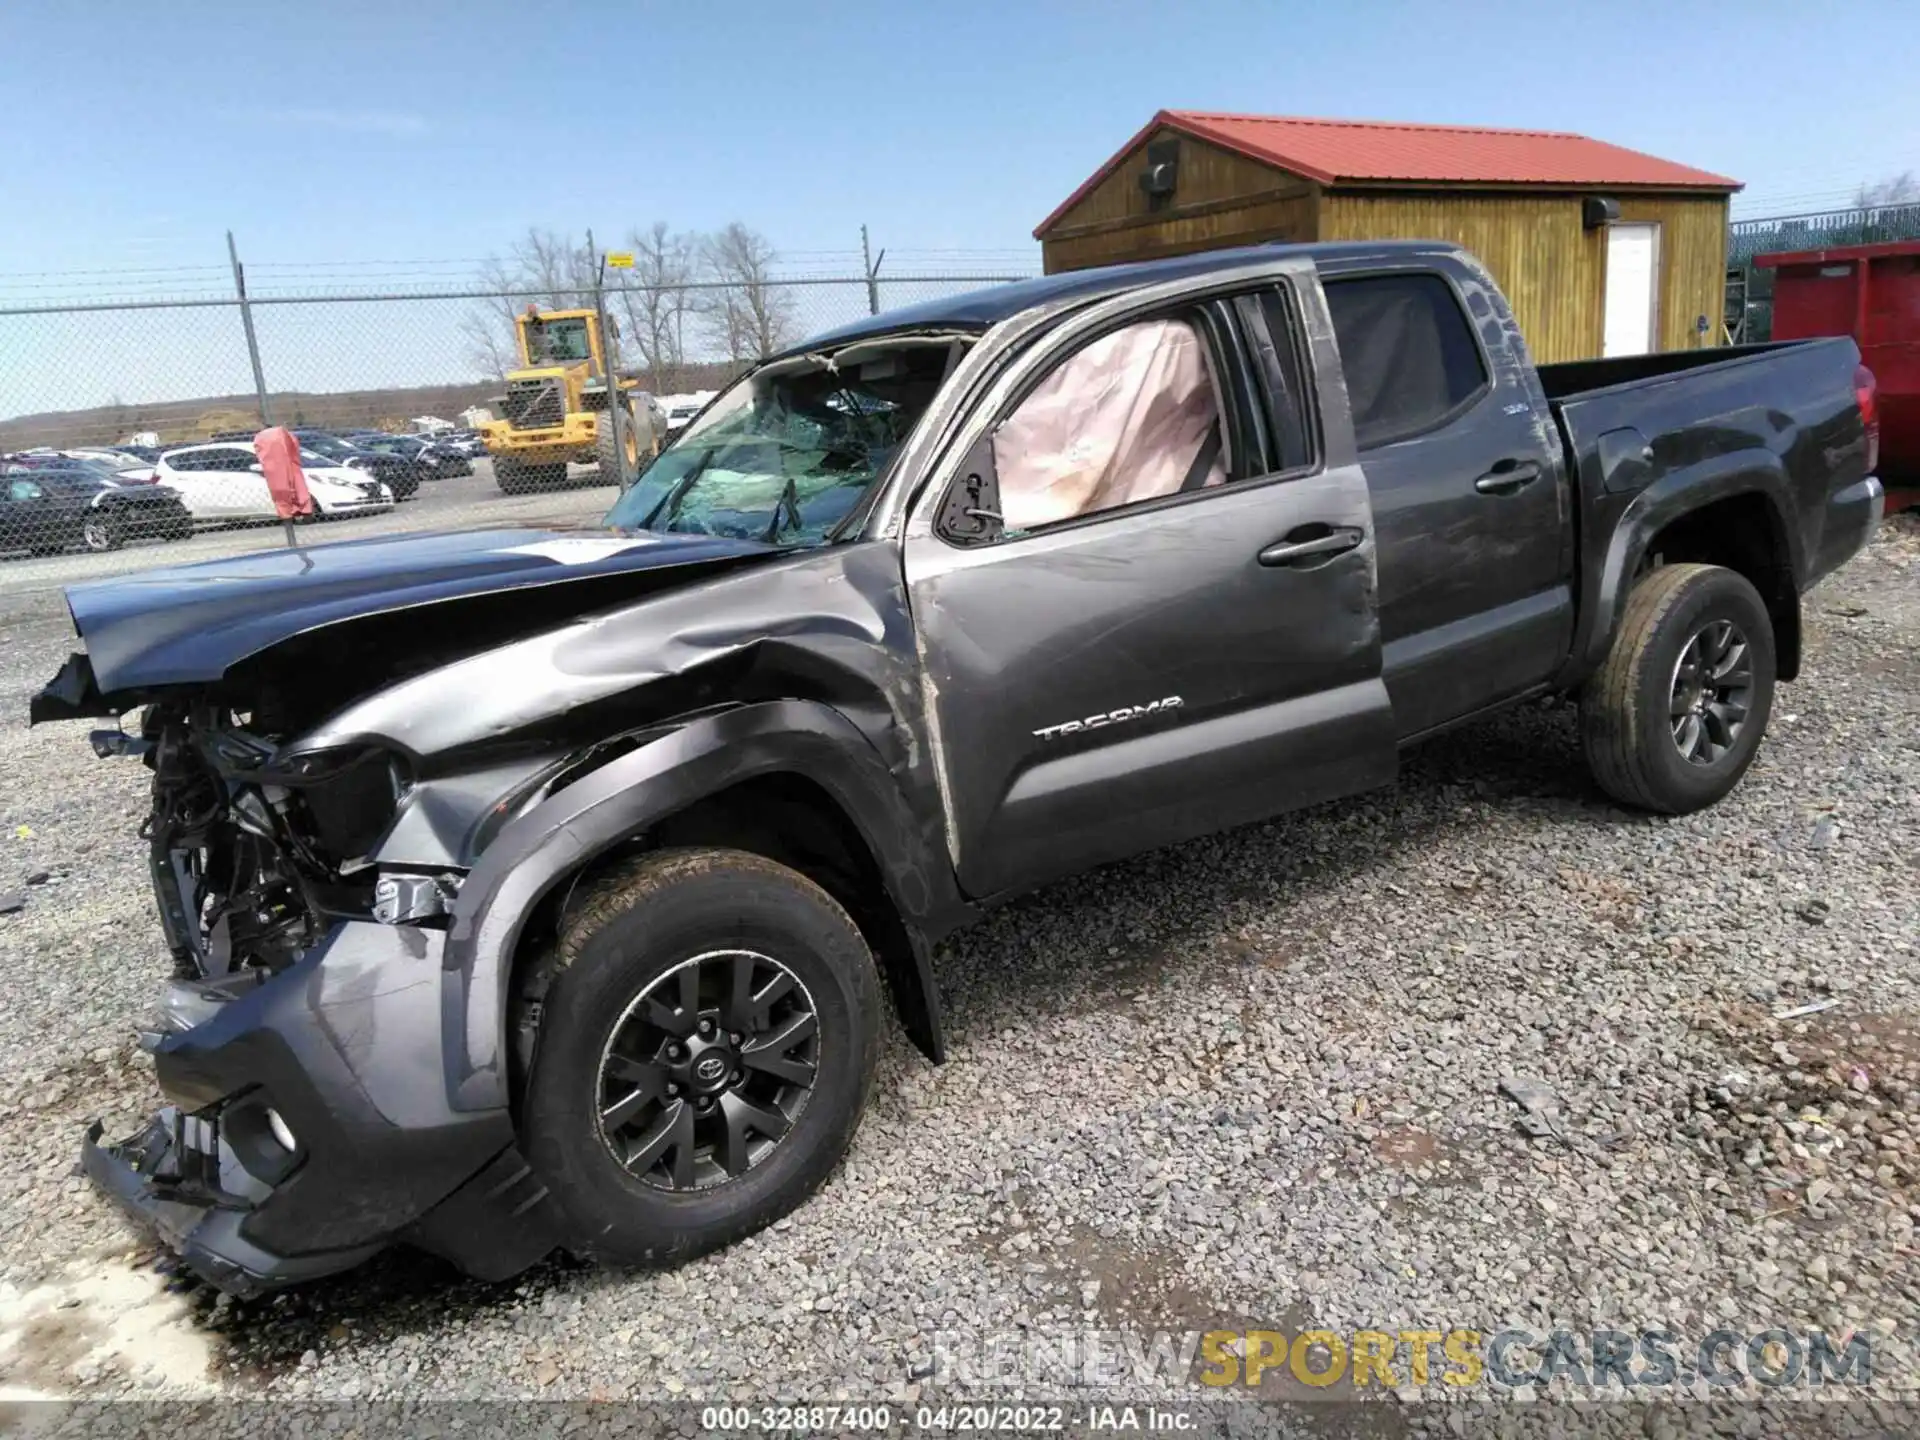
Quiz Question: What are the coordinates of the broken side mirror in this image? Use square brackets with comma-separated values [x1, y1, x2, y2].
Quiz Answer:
[935, 433, 1003, 545]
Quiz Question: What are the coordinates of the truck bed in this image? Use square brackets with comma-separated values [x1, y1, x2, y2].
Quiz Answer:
[1539, 334, 1876, 690]
[1535, 340, 1808, 402]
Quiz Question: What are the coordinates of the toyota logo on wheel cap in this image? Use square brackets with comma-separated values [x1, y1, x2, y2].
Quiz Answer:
[693, 1054, 729, 1086]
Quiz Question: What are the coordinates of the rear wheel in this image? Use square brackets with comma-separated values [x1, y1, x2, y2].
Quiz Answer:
[520, 848, 880, 1265]
[1580, 563, 1776, 814]
[81, 512, 122, 552]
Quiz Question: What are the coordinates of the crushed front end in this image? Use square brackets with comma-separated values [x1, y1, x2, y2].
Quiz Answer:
[77, 702, 558, 1295]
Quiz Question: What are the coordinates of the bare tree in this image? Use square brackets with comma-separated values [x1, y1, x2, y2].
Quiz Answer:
[508, 227, 596, 307]
[461, 268, 519, 381]
[614, 222, 697, 390]
[464, 228, 597, 380]
[1855, 172, 1920, 210]
[700, 222, 797, 364]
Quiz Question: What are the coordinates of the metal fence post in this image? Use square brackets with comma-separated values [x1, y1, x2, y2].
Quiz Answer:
[861, 225, 885, 316]
[588, 230, 630, 489]
[227, 232, 272, 428]
[225, 232, 296, 547]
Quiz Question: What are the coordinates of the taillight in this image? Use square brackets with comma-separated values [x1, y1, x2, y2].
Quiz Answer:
[1855, 363, 1880, 474]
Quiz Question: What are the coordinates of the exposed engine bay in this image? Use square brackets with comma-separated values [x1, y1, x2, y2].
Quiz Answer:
[124, 700, 453, 1032]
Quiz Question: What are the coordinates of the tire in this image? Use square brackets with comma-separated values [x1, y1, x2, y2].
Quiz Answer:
[1580, 563, 1777, 814]
[494, 456, 535, 495]
[81, 512, 122, 553]
[520, 848, 880, 1266]
[595, 408, 640, 488]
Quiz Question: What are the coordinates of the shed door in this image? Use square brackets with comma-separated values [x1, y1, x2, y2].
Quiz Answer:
[1603, 223, 1661, 357]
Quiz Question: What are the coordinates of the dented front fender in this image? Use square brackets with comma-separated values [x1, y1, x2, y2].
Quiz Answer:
[438, 698, 959, 1113]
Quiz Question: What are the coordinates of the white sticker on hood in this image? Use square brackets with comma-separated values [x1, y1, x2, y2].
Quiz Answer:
[501, 537, 661, 565]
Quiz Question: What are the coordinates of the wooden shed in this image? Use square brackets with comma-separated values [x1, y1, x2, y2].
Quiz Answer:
[1034, 111, 1742, 363]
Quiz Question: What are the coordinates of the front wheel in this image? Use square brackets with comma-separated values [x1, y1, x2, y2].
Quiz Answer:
[595, 408, 641, 488]
[494, 456, 534, 494]
[1580, 562, 1777, 814]
[519, 849, 880, 1266]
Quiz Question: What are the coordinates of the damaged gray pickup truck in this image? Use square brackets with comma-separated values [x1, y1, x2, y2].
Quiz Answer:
[31, 241, 1883, 1294]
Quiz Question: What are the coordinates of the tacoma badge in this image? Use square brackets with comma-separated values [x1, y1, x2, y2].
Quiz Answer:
[1033, 696, 1183, 741]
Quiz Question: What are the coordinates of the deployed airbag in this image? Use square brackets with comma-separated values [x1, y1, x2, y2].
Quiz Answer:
[994, 318, 1224, 530]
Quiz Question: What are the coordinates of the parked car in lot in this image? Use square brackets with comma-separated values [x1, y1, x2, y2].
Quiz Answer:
[436, 430, 488, 459]
[0, 465, 194, 554]
[61, 447, 155, 473]
[355, 432, 472, 479]
[1, 450, 72, 470]
[291, 432, 423, 500]
[659, 394, 707, 439]
[150, 443, 395, 523]
[30, 240, 1881, 1297]
[420, 440, 474, 478]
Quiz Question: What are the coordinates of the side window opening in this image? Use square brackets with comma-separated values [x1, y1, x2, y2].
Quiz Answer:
[1324, 272, 1489, 451]
[1247, 288, 1316, 474]
[992, 315, 1228, 534]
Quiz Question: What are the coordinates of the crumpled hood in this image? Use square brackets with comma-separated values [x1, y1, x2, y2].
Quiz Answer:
[34, 526, 775, 714]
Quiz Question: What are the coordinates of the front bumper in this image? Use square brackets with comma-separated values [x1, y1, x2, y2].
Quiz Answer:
[84, 921, 560, 1294]
[82, 1115, 381, 1296]
[482, 416, 598, 465]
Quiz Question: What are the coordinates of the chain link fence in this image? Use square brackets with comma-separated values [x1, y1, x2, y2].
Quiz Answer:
[0, 267, 1029, 576]
[1725, 203, 1920, 343]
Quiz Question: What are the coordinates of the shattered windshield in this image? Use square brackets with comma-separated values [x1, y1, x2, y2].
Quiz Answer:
[603, 337, 961, 545]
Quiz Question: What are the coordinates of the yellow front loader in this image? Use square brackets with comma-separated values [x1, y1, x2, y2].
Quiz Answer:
[478, 307, 660, 494]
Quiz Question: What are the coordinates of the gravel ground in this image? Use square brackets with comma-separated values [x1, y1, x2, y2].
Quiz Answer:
[0, 515, 1913, 1413]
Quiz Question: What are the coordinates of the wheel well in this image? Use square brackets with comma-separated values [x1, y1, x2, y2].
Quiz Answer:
[1641, 493, 1801, 680]
[511, 773, 937, 1076]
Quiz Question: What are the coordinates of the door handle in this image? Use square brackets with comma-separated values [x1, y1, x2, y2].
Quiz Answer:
[1257, 526, 1363, 567]
[1474, 459, 1542, 496]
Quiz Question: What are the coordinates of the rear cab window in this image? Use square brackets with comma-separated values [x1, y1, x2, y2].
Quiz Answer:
[1323, 273, 1489, 450]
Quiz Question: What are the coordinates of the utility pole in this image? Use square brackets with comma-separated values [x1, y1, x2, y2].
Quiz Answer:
[587, 228, 632, 489]
[861, 224, 886, 316]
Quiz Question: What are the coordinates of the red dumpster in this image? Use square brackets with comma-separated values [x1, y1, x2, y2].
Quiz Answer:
[1757, 240, 1920, 507]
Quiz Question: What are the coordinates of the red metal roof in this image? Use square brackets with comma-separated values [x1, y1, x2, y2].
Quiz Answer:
[1036, 110, 1742, 237]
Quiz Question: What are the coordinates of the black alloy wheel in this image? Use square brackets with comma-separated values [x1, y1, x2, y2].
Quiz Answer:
[596, 949, 820, 1190]
[520, 848, 879, 1265]
[1580, 562, 1776, 814]
[1668, 619, 1753, 766]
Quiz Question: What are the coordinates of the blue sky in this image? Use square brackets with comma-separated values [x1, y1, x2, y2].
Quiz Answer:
[3, 0, 1916, 287]
[2, 0, 1917, 422]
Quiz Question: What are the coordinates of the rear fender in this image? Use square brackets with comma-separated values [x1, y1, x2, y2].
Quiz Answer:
[1560, 458, 1802, 689]
[440, 699, 954, 1113]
